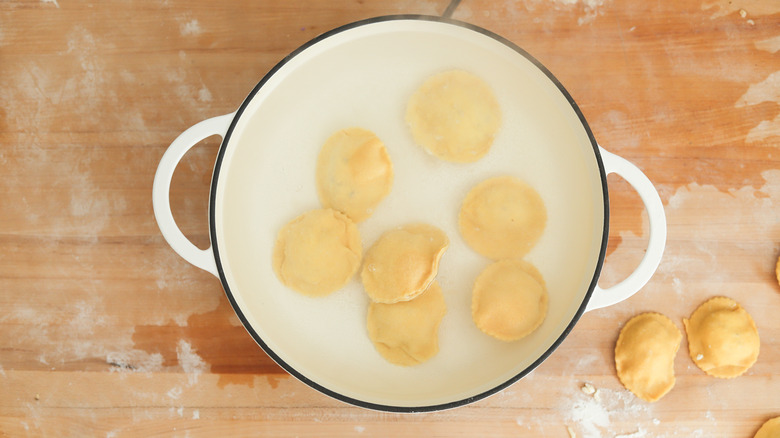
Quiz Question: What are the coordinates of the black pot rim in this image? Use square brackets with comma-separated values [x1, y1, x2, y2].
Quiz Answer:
[208, 14, 610, 413]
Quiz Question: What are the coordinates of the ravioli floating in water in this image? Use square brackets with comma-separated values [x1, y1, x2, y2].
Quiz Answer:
[471, 259, 548, 342]
[614, 312, 682, 402]
[366, 281, 447, 366]
[684, 296, 760, 379]
[406, 70, 501, 163]
[361, 224, 449, 304]
[272, 208, 362, 297]
[459, 176, 547, 260]
[316, 127, 394, 223]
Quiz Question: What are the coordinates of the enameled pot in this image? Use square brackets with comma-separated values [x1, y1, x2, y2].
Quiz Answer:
[153, 15, 666, 412]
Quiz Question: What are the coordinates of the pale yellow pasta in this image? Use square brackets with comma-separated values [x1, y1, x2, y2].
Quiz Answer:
[272, 208, 362, 297]
[361, 224, 449, 304]
[471, 260, 548, 342]
[406, 70, 501, 163]
[316, 127, 393, 223]
[367, 281, 447, 366]
[459, 176, 547, 260]
[614, 312, 682, 402]
[754, 417, 780, 438]
[684, 296, 760, 379]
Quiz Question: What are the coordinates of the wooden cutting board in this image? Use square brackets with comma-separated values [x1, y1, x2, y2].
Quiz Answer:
[1, 0, 778, 436]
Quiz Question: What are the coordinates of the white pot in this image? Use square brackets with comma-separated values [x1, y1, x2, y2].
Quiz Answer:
[153, 15, 666, 412]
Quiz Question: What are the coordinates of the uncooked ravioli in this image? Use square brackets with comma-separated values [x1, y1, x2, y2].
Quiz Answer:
[614, 313, 682, 402]
[684, 296, 760, 379]
[406, 70, 501, 163]
[272, 208, 362, 297]
[471, 260, 548, 342]
[316, 128, 394, 223]
[366, 281, 447, 366]
[459, 176, 547, 260]
[361, 224, 449, 304]
[754, 417, 780, 438]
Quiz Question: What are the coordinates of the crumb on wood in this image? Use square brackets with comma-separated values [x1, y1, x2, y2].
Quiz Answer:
[581, 382, 596, 395]
[566, 425, 576, 438]
[107, 361, 136, 370]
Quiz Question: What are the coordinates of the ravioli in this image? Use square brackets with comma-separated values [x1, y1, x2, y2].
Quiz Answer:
[754, 417, 780, 438]
[684, 296, 760, 379]
[471, 260, 548, 341]
[459, 176, 547, 260]
[316, 127, 394, 223]
[406, 70, 501, 163]
[361, 224, 449, 304]
[366, 281, 447, 366]
[614, 313, 682, 402]
[272, 208, 362, 297]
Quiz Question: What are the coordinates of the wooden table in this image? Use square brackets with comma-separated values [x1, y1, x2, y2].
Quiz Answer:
[2, 0, 779, 436]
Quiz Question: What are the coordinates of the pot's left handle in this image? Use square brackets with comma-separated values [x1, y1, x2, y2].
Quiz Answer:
[152, 113, 235, 277]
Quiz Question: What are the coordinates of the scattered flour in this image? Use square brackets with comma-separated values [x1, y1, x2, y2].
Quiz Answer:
[106, 350, 165, 373]
[755, 36, 780, 54]
[654, 171, 780, 293]
[197, 86, 213, 103]
[176, 339, 209, 385]
[180, 19, 202, 36]
[735, 70, 780, 144]
[614, 429, 647, 438]
[672, 277, 683, 295]
[167, 386, 183, 400]
[354, 425, 366, 433]
[561, 385, 654, 438]
[703, 0, 780, 19]
[518, 0, 610, 25]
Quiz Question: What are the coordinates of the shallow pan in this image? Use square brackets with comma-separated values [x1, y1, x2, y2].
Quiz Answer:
[153, 15, 666, 412]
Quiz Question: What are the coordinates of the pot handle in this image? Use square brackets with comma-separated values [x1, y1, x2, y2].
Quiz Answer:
[585, 147, 667, 312]
[152, 113, 235, 278]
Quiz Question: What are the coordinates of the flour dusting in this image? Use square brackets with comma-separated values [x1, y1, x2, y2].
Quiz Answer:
[197, 86, 213, 103]
[736, 71, 780, 108]
[736, 70, 780, 144]
[176, 339, 209, 385]
[180, 19, 202, 36]
[660, 171, 780, 267]
[614, 429, 647, 438]
[106, 350, 165, 373]
[518, 0, 610, 25]
[745, 117, 780, 144]
[755, 36, 780, 54]
[703, 0, 780, 18]
[561, 386, 654, 438]
[167, 386, 183, 400]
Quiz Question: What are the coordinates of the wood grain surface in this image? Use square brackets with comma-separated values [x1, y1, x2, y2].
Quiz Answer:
[1, 0, 779, 436]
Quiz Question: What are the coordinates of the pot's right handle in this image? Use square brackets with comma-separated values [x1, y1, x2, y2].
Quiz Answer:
[152, 113, 235, 278]
[585, 147, 667, 312]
